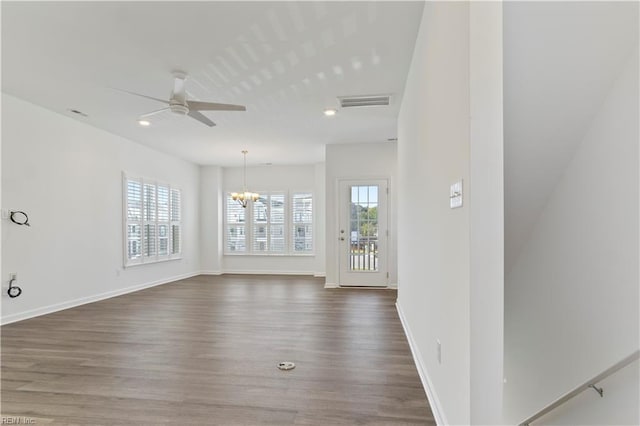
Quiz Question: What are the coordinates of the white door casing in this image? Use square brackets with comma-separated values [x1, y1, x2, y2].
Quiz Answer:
[338, 179, 388, 287]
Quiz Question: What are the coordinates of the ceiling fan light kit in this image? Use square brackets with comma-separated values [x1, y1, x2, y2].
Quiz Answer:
[119, 71, 246, 127]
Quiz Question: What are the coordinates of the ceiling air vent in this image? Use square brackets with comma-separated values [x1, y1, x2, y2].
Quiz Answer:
[339, 94, 391, 108]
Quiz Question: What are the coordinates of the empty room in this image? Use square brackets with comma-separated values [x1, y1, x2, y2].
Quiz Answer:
[1, 1, 638, 425]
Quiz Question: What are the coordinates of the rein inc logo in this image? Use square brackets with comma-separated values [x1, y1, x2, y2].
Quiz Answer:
[1, 417, 35, 425]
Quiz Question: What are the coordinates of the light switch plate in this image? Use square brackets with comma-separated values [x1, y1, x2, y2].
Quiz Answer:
[450, 180, 463, 209]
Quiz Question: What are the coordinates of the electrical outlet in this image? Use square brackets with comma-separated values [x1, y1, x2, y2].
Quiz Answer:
[437, 339, 442, 364]
[9, 273, 17, 281]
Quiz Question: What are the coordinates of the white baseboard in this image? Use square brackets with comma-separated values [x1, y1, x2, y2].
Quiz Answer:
[388, 282, 398, 289]
[396, 301, 448, 426]
[199, 270, 223, 275]
[314, 272, 326, 278]
[1, 272, 200, 326]
[221, 270, 314, 276]
[325, 283, 395, 290]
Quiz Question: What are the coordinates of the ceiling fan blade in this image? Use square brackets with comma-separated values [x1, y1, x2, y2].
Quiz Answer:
[187, 110, 216, 127]
[139, 107, 171, 118]
[112, 88, 169, 105]
[187, 100, 246, 112]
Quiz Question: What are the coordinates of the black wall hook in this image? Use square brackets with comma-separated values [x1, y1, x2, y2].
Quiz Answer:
[8, 278, 22, 298]
[10, 211, 30, 227]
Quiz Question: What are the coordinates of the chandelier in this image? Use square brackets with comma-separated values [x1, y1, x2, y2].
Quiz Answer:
[231, 150, 259, 208]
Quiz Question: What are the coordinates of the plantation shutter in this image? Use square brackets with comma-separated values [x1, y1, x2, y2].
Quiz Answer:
[292, 192, 313, 253]
[125, 178, 143, 264]
[226, 194, 246, 252]
[143, 183, 157, 258]
[170, 188, 181, 255]
[123, 174, 182, 266]
[270, 193, 285, 253]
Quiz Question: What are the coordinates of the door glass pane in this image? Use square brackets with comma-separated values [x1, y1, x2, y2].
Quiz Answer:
[349, 185, 379, 271]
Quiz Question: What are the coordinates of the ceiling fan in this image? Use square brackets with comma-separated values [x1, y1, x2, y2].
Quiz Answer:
[119, 71, 246, 127]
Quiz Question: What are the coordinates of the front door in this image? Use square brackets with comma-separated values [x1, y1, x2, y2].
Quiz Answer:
[338, 179, 388, 287]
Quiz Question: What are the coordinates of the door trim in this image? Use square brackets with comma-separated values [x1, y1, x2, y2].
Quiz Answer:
[336, 177, 390, 287]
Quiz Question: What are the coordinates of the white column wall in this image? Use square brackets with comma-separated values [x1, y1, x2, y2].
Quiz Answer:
[200, 165, 223, 274]
[396, 3, 472, 424]
[469, 2, 505, 424]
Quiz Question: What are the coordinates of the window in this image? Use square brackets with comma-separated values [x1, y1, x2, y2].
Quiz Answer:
[292, 193, 313, 253]
[224, 191, 313, 255]
[225, 194, 246, 252]
[124, 174, 182, 266]
[253, 193, 285, 253]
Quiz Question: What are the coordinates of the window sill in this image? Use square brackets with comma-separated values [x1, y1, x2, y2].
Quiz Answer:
[124, 256, 183, 268]
[223, 253, 314, 257]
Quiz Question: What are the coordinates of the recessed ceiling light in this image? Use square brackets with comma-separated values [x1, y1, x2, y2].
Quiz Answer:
[324, 109, 337, 117]
[138, 119, 151, 127]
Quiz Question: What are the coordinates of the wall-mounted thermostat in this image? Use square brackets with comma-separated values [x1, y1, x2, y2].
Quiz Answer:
[450, 180, 463, 209]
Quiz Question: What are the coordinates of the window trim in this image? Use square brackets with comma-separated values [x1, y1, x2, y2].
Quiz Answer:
[123, 173, 182, 267]
[224, 189, 314, 256]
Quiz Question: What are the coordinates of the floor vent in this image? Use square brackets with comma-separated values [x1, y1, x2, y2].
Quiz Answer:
[277, 361, 296, 371]
[339, 94, 391, 108]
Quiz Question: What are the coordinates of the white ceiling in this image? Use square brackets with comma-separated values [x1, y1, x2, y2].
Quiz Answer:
[504, 1, 639, 271]
[1, 1, 424, 166]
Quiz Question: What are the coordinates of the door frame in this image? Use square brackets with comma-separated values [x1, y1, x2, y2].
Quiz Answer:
[335, 177, 390, 287]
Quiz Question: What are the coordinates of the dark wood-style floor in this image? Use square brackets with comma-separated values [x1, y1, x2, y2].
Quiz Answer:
[1, 275, 434, 425]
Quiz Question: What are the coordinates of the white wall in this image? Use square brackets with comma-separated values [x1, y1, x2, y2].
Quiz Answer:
[313, 163, 326, 277]
[503, 48, 639, 424]
[200, 165, 223, 274]
[396, 3, 471, 424]
[468, 2, 504, 425]
[1, 93, 201, 324]
[324, 142, 397, 287]
[503, 2, 638, 273]
[212, 164, 323, 275]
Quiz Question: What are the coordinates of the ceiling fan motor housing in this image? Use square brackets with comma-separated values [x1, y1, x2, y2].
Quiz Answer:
[170, 103, 189, 115]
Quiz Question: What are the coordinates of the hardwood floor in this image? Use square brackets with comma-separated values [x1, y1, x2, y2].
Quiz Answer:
[1, 275, 434, 425]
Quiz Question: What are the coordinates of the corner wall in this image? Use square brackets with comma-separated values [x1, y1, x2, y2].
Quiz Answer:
[469, 2, 504, 424]
[1, 94, 201, 324]
[396, 3, 472, 424]
[200, 165, 223, 274]
[199, 163, 325, 276]
[397, 3, 505, 424]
